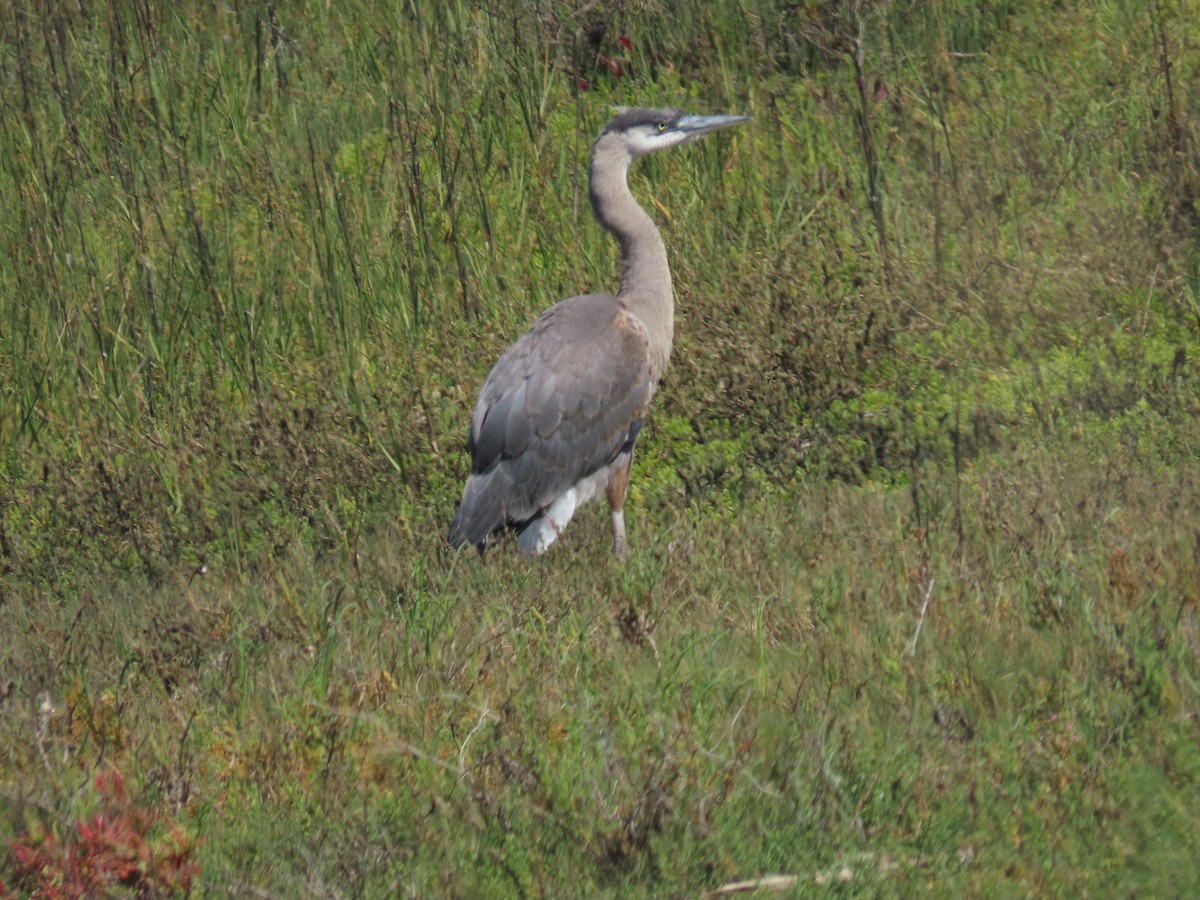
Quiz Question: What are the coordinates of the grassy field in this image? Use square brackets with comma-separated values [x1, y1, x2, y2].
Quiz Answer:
[2, 0, 1199, 895]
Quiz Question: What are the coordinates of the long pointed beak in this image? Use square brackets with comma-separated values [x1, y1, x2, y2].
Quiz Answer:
[676, 113, 752, 137]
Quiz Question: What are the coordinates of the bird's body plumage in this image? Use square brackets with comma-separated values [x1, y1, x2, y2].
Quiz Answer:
[448, 107, 749, 556]
[447, 292, 652, 553]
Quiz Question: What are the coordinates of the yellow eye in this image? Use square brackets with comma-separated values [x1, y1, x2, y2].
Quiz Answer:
[657, 122, 668, 132]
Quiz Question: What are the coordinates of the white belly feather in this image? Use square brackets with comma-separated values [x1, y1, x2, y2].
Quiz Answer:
[517, 455, 626, 554]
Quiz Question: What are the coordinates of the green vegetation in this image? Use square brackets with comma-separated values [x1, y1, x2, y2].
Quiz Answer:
[2, 0, 1198, 894]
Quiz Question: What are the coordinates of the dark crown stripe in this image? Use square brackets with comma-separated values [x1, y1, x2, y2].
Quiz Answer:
[602, 107, 682, 134]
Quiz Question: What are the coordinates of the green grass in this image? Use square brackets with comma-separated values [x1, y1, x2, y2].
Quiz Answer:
[2, 0, 1199, 895]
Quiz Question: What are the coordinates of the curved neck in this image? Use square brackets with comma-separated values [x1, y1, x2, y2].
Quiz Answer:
[589, 134, 674, 381]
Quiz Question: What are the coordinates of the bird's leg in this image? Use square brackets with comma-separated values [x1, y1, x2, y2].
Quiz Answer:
[611, 509, 628, 561]
[606, 454, 633, 560]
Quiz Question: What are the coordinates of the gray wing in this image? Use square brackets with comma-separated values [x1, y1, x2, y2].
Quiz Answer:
[447, 293, 653, 550]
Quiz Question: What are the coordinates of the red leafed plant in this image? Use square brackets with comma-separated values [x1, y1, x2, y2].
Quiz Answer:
[6, 770, 200, 898]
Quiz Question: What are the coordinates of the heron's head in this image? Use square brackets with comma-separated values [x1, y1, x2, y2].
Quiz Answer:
[600, 107, 751, 159]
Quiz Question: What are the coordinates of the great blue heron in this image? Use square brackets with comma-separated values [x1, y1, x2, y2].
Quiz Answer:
[448, 107, 751, 557]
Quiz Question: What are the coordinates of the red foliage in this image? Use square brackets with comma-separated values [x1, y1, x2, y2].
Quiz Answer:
[597, 53, 624, 77]
[6, 770, 200, 898]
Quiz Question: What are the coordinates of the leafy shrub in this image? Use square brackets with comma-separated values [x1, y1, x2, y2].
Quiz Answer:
[6, 771, 199, 898]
